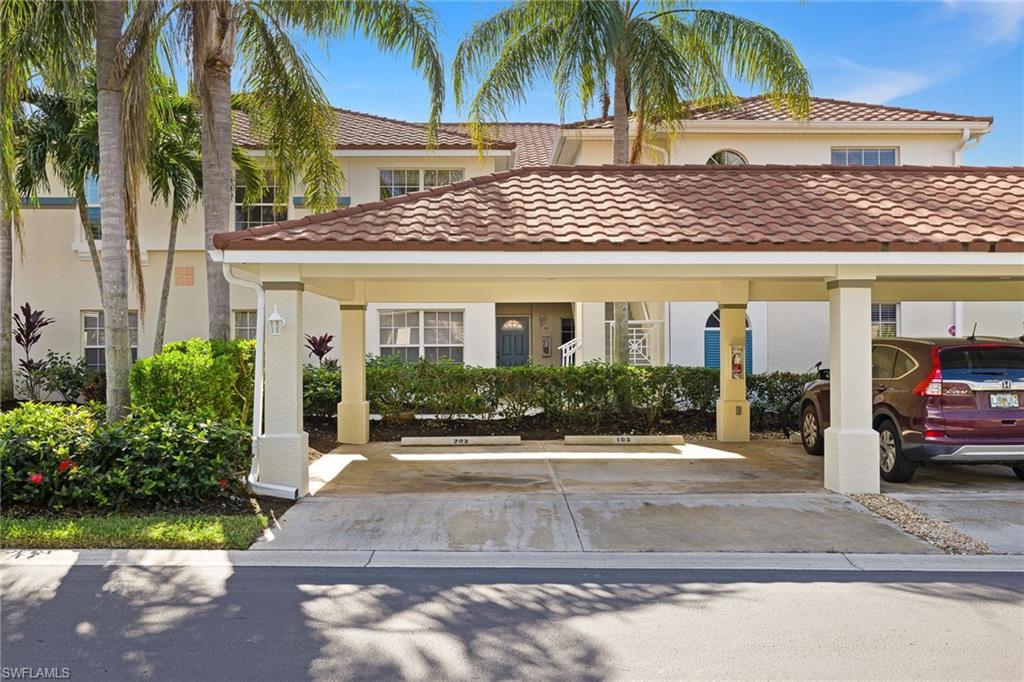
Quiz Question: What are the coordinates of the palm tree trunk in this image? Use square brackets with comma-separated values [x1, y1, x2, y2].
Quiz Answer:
[611, 60, 629, 165]
[76, 196, 104, 297]
[610, 60, 631, 363]
[96, 1, 132, 420]
[152, 213, 178, 353]
[198, 1, 236, 341]
[0, 207, 13, 403]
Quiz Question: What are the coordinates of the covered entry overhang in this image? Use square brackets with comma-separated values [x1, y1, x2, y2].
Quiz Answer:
[211, 164, 1024, 498]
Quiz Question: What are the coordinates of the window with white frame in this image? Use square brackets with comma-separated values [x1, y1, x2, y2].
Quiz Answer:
[234, 310, 258, 340]
[234, 170, 286, 230]
[871, 303, 899, 338]
[379, 309, 464, 362]
[84, 175, 101, 239]
[705, 150, 747, 165]
[379, 169, 464, 199]
[831, 147, 898, 166]
[82, 310, 138, 369]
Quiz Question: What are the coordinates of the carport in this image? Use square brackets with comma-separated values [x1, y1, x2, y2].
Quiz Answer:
[211, 164, 1024, 498]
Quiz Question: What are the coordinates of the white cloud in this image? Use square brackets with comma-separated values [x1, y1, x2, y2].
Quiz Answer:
[825, 57, 940, 104]
[939, 0, 1024, 45]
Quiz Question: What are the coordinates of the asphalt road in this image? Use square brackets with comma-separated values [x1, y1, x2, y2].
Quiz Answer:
[2, 565, 1022, 681]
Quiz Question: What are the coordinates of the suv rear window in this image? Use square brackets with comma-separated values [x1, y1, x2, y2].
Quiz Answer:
[939, 346, 1024, 382]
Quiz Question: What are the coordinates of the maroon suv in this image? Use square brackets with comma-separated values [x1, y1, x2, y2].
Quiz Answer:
[800, 337, 1024, 482]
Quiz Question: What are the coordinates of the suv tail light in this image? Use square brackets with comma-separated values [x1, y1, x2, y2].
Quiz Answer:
[913, 347, 943, 396]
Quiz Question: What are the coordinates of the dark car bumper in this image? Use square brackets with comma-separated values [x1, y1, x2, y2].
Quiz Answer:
[907, 441, 1024, 463]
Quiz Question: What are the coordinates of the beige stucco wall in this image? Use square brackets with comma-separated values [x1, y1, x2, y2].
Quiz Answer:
[568, 131, 964, 166]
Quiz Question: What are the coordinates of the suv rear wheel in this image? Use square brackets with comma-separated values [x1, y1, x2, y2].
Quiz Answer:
[801, 404, 824, 456]
[878, 420, 915, 483]
[1011, 465, 1024, 481]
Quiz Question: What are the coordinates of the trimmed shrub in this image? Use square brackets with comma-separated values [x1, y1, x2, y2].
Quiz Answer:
[303, 360, 810, 432]
[0, 403, 249, 511]
[0, 402, 98, 509]
[130, 338, 255, 424]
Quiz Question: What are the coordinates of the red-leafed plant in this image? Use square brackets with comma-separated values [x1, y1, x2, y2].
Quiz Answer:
[13, 302, 55, 399]
[304, 333, 334, 365]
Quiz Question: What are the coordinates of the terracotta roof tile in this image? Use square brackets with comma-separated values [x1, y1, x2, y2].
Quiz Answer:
[232, 108, 513, 150]
[212, 165, 1024, 253]
[438, 122, 560, 168]
[568, 96, 993, 128]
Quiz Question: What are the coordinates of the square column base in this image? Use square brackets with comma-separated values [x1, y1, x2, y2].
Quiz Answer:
[824, 427, 880, 494]
[715, 399, 750, 442]
[256, 432, 309, 496]
[338, 401, 370, 445]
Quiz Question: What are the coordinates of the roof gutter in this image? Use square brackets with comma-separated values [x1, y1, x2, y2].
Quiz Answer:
[954, 127, 983, 166]
[220, 262, 299, 500]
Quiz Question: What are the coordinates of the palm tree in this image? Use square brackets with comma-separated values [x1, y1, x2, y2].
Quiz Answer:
[146, 77, 264, 352]
[16, 81, 104, 295]
[455, 0, 811, 163]
[454, 0, 811, 362]
[0, 0, 92, 404]
[94, 1, 165, 419]
[179, 0, 446, 340]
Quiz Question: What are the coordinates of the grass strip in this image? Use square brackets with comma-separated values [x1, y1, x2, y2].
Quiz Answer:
[1, 513, 268, 550]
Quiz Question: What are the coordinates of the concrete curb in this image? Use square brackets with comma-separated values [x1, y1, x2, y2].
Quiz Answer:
[3, 549, 1021, 572]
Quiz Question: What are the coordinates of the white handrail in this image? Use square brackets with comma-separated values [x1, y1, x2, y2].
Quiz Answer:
[558, 337, 581, 366]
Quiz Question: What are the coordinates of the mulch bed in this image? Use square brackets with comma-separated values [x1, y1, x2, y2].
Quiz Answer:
[305, 413, 788, 447]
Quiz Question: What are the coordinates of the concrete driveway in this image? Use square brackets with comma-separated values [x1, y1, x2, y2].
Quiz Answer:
[254, 439, 1022, 554]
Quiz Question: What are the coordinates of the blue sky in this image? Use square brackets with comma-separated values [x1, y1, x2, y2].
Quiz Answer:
[295, 1, 1023, 165]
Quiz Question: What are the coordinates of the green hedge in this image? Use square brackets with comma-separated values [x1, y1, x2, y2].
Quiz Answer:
[130, 339, 255, 425]
[304, 362, 811, 431]
[0, 402, 250, 511]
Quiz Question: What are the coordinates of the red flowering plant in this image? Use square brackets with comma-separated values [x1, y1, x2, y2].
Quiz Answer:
[0, 403, 96, 509]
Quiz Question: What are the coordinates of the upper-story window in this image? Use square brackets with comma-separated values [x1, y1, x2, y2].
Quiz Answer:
[831, 147, 898, 166]
[379, 169, 464, 199]
[706, 150, 747, 165]
[84, 175, 101, 239]
[235, 170, 286, 230]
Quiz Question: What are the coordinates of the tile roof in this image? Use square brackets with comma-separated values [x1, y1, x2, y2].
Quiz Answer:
[568, 96, 993, 128]
[438, 122, 560, 168]
[232, 108, 514, 150]
[212, 165, 1024, 253]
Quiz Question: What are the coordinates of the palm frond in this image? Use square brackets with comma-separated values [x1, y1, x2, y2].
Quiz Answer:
[231, 146, 264, 206]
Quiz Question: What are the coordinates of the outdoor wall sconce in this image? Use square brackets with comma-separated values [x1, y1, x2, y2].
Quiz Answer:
[267, 306, 287, 336]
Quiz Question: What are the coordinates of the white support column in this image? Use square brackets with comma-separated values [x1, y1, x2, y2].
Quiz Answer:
[258, 281, 309, 496]
[716, 302, 750, 442]
[338, 304, 369, 444]
[824, 279, 880, 494]
[579, 302, 606, 362]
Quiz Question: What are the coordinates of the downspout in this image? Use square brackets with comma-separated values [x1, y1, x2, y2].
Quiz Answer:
[952, 127, 980, 336]
[221, 261, 299, 500]
[953, 127, 982, 166]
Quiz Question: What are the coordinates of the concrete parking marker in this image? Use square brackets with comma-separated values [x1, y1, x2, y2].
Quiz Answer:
[401, 435, 522, 446]
[564, 435, 686, 445]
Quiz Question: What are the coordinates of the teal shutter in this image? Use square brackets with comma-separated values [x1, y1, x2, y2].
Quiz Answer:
[704, 329, 754, 374]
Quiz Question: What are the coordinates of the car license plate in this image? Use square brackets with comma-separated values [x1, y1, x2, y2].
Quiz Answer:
[990, 393, 1019, 409]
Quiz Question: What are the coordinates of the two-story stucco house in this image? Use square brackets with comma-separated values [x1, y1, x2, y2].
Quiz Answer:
[12, 96, 1022, 386]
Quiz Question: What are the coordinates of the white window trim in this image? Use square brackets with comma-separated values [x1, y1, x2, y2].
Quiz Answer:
[82, 309, 139, 369]
[233, 170, 290, 231]
[830, 146, 900, 166]
[871, 302, 900, 338]
[378, 308, 465, 361]
[233, 309, 259, 341]
[378, 168, 466, 199]
[705, 149, 747, 165]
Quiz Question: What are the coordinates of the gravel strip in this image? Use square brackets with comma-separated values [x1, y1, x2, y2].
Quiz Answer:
[851, 493, 991, 555]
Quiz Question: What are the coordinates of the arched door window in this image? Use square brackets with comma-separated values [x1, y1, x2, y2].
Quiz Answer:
[703, 309, 753, 374]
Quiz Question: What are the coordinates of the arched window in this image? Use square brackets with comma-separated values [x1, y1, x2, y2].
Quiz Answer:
[704, 309, 753, 374]
[706, 150, 747, 165]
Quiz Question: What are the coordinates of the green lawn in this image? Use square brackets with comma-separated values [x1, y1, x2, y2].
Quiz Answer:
[0, 513, 268, 550]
